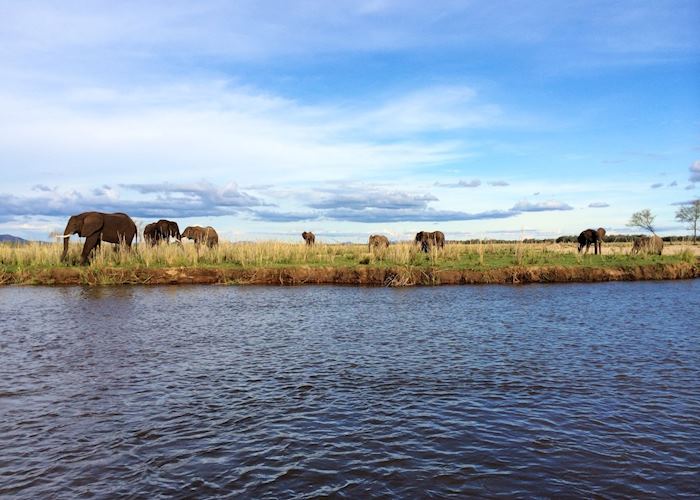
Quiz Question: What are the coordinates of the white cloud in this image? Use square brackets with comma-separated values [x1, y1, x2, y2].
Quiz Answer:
[0, 81, 482, 186]
[690, 160, 700, 183]
[511, 200, 573, 212]
[434, 179, 482, 188]
[0, 182, 266, 220]
[2, 1, 695, 69]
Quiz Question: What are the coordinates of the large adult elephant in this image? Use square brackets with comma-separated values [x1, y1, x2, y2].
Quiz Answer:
[302, 231, 315, 245]
[415, 231, 445, 252]
[182, 226, 219, 248]
[577, 227, 606, 255]
[368, 234, 390, 251]
[631, 235, 663, 255]
[144, 219, 181, 245]
[59, 212, 137, 265]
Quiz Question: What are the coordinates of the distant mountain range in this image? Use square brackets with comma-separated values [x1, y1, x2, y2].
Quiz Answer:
[0, 234, 29, 244]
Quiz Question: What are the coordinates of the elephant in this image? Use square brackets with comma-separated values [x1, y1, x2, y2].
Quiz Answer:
[302, 231, 315, 245]
[144, 219, 181, 245]
[182, 226, 219, 247]
[59, 212, 137, 265]
[415, 231, 445, 252]
[577, 227, 606, 255]
[368, 234, 390, 251]
[631, 235, 663, 255]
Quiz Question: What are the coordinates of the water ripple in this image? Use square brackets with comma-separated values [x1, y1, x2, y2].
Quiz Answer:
[1, 281, 699, 497]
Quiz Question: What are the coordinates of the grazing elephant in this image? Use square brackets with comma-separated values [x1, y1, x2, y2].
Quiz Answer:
[631, 235, 663, 255]
[415, 231, 445, 252]
[302, 231, 315, 245]
[182, 226, 219, 248]
[577, 228, 605, 255]
[143, 223, 159, 246]
[59, 212, 137, 265]
[368, 234, 390, 251]
[144, 219, 181, 245]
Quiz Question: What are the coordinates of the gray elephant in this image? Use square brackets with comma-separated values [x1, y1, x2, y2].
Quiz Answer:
[59, 212, 137, 265]
[302, 231, 316, 245]
[415, 231, 445, 252]
[368, 234, 390, 251]
[577, 227, 606, 255]
[182, 226, 219, 247]
[631, 235, 663, 255]
[144, 219, 181, 245]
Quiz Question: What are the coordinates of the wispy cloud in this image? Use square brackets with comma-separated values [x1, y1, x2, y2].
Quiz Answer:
[258, 183, 520, 223]
[487, 180, 509, 187]
[434, 179, 481, 188]
[511, 200, 573, 212]
[690, 160, 700, 183]
[0, 81, 495, 186]
[650, 183, 663, 189]
[307, 187, 437, 210]
[2, 1, 695, 71]
[588, 202, 610, 208]
[0, 182, 266, 220]
[251, 207, 518, 224]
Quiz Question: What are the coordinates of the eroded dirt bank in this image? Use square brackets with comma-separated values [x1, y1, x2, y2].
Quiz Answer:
[2, 262, 698, 286]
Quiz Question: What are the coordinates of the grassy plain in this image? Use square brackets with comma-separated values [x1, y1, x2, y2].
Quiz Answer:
[1, 240, 697, 274]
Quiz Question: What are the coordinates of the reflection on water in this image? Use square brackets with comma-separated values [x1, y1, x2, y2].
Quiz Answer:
[1, 282, 699, 497]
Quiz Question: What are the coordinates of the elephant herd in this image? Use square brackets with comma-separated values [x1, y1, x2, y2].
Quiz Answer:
[302, 230, 445, 253]
[58, 211, 663, 265]
[576, 227, 663, 256]
[59, 212, 219, 265]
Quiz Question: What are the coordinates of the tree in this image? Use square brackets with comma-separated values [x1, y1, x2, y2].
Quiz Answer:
[627, 209, 656, 234]
[675, 199, 700, 244]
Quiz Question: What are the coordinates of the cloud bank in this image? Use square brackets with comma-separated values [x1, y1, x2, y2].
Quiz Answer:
[0, 182, 577, 224]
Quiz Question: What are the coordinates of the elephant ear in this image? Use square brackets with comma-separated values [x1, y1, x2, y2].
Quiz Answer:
[81, 213, 103, 237]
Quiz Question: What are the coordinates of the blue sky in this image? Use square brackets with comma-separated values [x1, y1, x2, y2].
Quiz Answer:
[1, 0, 698, 241]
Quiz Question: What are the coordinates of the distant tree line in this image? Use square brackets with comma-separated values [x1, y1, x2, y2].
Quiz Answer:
[452, 235, 694, 245]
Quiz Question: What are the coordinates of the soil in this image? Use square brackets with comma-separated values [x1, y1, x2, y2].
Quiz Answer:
[1, 262, 699, 286]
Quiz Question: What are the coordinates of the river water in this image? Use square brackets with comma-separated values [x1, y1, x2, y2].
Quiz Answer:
[1, 282, 699, 498]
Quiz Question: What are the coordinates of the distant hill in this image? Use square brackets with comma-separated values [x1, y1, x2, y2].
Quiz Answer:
[0, 234, 29, 244]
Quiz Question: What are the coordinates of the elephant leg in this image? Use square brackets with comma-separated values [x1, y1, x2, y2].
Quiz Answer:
[81, 233, 101, 265]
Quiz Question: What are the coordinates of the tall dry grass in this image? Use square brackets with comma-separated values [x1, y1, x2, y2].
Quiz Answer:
[0, 239, 696, 271]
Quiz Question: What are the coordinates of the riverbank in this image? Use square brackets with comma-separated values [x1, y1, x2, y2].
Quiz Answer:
[2, 261, 698, 286]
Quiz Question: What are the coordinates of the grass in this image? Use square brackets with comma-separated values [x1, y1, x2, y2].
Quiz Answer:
[0, 240, 696, 274]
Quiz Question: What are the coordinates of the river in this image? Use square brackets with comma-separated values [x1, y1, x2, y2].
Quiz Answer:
[1, 281, 699, 497]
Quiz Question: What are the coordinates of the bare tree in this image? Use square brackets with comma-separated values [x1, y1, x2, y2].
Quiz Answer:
[627, 209, 657, 234]
[675, 199, 700, 244]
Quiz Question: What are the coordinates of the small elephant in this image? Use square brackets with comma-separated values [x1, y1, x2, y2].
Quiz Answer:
[302, 231, 315, 245]
[577, 227, 605, 255]
[415, 231, 445, 252]
[368, 234, 390, 251]
[59, 212, 137, 265]
[144, 219, 181, 245]
[631, 235, 663, 255]
[182, 226, 219, 247]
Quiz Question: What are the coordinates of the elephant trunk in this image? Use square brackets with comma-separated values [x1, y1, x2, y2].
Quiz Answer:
[61, 232, 71, 261]
[61, 218, 75, 261]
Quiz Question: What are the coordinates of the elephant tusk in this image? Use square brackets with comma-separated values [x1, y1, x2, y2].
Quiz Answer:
[54, 234, 72, 239]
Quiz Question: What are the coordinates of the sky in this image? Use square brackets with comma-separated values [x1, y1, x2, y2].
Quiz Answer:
[1, 0, 699, 242]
